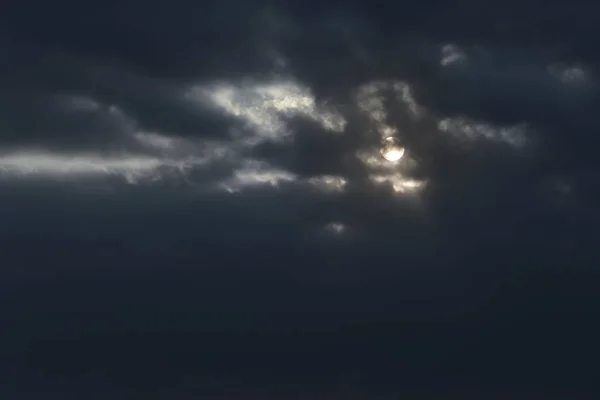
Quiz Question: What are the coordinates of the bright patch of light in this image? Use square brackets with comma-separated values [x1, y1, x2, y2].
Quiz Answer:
[438, 117, 527, 148]
[219, 160, 297, 192]
[0, 151, 218, 184]
[370, 173, 425, 194]
[382, 148, 404, 162]
[0, 152, 159, 182]
[380, 137, 405, 162]
[308, 175, 347, 192]
[189, 79, 346, 144]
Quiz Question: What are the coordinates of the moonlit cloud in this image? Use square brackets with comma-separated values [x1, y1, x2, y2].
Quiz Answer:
[218, 159, 297, 192]
[308, 175, 348, 192]
[0, 152, 161, 178]
[369, 173, 425, 194]
[189, 79, 346, 144]
[438, 117, 528, 147]
[440, 43, 467, 67]
[355, 81, 422, 140]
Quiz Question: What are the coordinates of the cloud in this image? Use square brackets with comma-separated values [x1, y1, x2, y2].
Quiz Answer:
[1, 0, 600, 396]
[0, 0, 597, 273]
[192, 78, 346, 140]
[0, 0, 597, 277]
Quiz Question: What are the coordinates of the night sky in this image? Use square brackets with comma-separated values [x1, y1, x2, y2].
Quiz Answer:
[1, 1, 599, 398]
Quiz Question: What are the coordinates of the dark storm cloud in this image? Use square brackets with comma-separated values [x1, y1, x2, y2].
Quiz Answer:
[1, 0, 600, 398]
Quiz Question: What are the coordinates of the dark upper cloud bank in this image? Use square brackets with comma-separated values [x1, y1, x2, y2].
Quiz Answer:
[1, 0, 600, 397]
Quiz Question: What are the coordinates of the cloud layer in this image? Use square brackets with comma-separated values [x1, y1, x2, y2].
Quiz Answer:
[1, 0, 600, 397]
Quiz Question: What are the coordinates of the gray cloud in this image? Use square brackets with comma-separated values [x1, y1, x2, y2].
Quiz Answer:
[1, 0, 600, 397]
[0, 0, 597, 301]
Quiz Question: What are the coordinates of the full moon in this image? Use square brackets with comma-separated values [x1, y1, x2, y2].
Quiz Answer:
[380, 137, 405, 162]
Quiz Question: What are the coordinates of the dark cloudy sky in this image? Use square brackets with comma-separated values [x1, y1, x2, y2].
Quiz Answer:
[1, 0, 599, 398]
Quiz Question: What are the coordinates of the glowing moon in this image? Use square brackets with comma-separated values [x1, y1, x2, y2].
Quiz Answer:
[380, 137, 405, 162]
